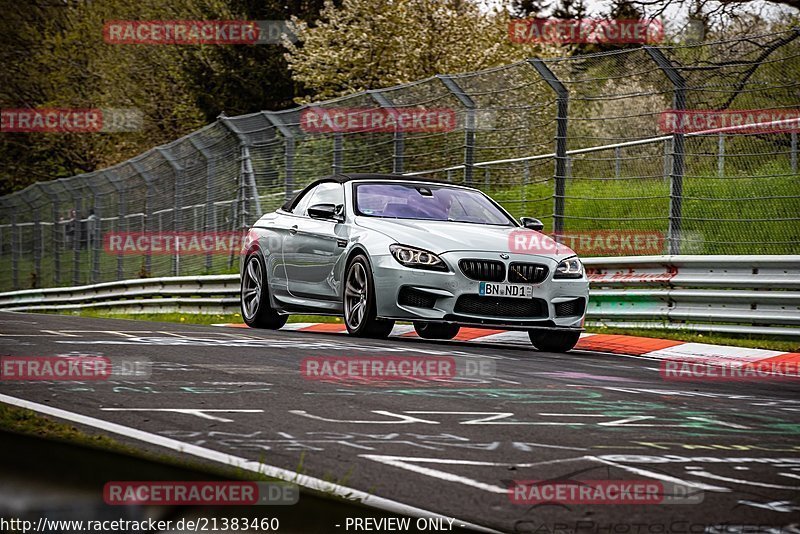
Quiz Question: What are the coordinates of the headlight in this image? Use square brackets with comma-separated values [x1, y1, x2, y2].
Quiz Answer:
[389, 244, 448, 271]
[554, 257, 584, 279]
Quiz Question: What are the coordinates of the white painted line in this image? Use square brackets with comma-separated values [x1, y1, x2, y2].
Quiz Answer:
[41, 330, 79, 337]
[0, 393, 502, 534]
[101, 408, 264, 423]
[157, 331, 194, 338]
[361, 455, 589, 494]
[106, 331, 137, 338]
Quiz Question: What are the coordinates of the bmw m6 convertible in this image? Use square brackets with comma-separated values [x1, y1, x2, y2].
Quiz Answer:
[240, 174, 589, 352]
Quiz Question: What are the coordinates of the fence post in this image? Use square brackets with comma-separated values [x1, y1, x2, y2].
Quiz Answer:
[369, 90, 405, 174]
[11, 213, 18, 289]
[130, 160, 154, 277]
[72, 196, 82, 286]
[663, 138, 672, 182]
[156, 147, 183, 276]
[17, 195, 39, 289]
[615, 146, 622, 178]
[646, 46, 686, 255]
[528, 59, 568, 235]
[188, 136, 216, 272]
[717, 133, 725, 177]
[52, 202, 60, 285]
[437, 75, 475, 186]
[101, 171, 124, 281]
[41, 185, 61, 285]
[792, 132, 798, 174]
[263, 112, 295, 201]
[33, 211, 41, 287]
[220, 116, 264, 268]
[87, 175, 107, 284]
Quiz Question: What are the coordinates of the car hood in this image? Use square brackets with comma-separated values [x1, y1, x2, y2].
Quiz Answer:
[354, 217, 576, 259]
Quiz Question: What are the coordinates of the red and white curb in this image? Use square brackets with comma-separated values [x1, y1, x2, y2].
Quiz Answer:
[213, 322, 799, 368]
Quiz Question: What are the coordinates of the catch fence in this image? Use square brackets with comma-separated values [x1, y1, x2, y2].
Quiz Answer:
[1, 28, 798, 290]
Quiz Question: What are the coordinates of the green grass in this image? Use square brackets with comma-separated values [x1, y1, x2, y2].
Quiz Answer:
[57, 308, 342, 325]
[490, 170, 800, 256]
[0, 403, 132, 452]
[0, 404, 298, 483]
[49, 309, 795, 352]
[586, 325, 798, 353]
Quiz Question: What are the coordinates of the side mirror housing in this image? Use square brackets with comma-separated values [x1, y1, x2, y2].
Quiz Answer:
[308, 203, 343, 221]
[520, 217, 544, 231]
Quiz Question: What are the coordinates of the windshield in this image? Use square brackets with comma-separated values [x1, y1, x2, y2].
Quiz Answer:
[354, 182, 514, 226]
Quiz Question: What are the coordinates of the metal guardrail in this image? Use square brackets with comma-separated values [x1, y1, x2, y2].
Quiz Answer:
[583, 255, 800, 337]
[0, 256, 798, 338]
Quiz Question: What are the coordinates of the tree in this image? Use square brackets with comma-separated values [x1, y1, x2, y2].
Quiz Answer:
[550, 0, 588, 19]
[510, 0, 549, 17]
[284, 0, 555, 102]
[0, 0, 330, 196]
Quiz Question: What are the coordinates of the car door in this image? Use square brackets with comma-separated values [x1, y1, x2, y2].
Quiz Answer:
[265, 187, 316, 300]
[282, 182, 348, 301]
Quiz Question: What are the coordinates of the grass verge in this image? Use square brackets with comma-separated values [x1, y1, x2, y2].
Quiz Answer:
[0, 403, 284, 482]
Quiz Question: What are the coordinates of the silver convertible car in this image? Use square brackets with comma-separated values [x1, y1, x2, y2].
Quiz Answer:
[240, 174, 589, 352]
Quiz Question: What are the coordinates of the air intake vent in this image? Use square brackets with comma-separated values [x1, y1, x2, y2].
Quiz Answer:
[459, 259, 505, 282]
[398, 287, 437, 309]
[508, 262, 549, 284]
[555, 297, 586, 317]
[454, 295, 546, 318]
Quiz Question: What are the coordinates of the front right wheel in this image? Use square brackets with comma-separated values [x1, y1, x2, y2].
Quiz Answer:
[528, 330, 581, 352]
[343, 255, 395, 338]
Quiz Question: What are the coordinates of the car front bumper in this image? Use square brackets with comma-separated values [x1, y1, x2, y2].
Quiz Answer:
[371, 250, 589, 331]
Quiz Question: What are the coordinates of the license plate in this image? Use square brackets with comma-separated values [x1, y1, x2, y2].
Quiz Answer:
[479, 282, 533, 298]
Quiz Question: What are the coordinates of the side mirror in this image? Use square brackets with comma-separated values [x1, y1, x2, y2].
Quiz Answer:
[308, 203, 343, 221]
[520, 217, 544, 231]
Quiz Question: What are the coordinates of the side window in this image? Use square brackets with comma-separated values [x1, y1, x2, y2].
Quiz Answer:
[289, 187, 316, 215]
[303, 183, 344, 216]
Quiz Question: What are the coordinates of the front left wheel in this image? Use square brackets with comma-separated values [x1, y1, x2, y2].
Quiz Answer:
[528, 330, 581, 352]
[343, 255, 395, 338]
[413, 321, 460, 340]
[241, 252, 288, 329]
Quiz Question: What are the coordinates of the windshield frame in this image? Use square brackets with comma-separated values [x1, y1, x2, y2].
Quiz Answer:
[351, 180, 518, 227]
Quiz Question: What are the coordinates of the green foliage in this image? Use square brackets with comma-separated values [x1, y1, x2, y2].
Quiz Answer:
[0, 0, 328, 196]
[284, 0, 561, 102]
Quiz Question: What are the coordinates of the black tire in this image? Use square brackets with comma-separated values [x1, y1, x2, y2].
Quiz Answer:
[528, 330, 581, 352]
[343, 255, 395, 338]
[241, 252, 288, 329]
[413, 321, 460, 340]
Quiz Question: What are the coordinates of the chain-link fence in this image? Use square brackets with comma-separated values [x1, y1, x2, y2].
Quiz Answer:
[1, 29, 799, 291]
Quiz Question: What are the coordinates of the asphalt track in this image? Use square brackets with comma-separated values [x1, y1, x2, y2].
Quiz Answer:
[1, 312, 799, 533]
